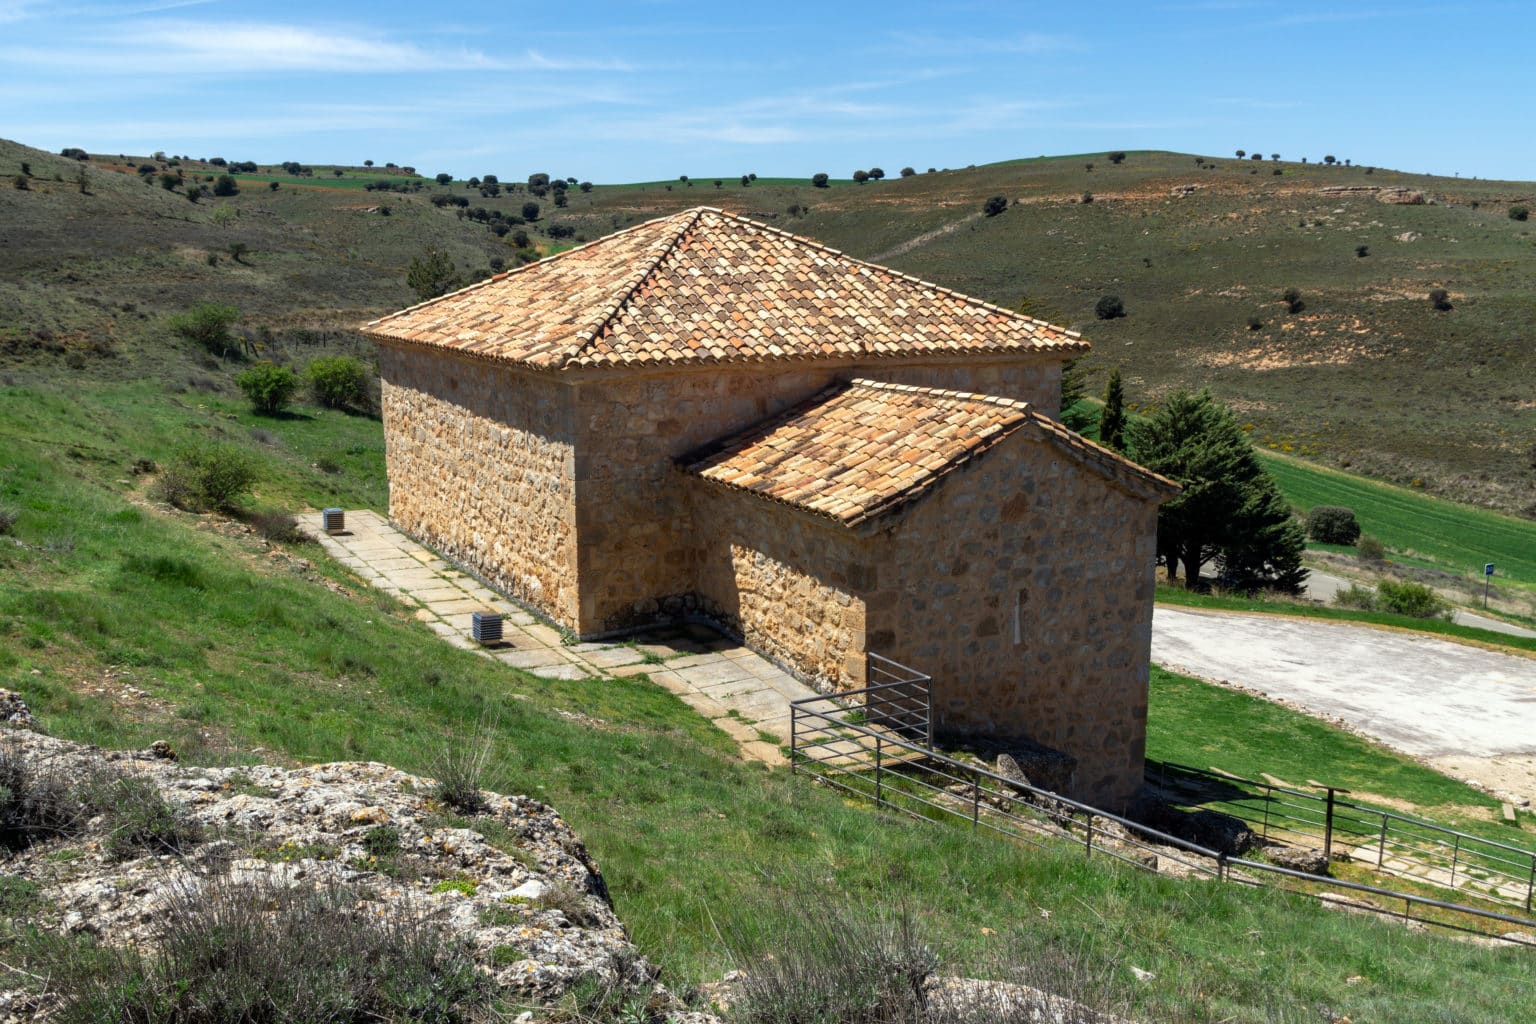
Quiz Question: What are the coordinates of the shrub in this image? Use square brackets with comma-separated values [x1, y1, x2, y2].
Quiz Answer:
[306, 355, 370, 411]
[1356, 535, 1386, 561]
[1333, 583, 1378, 611]
[431, 735, 493, 815]
[811, 172, 829, 188]
[521, 201, 540, 221]
[1081, 191, 1094, 204]
[236, 362, 301, 415]
[33, 875, 489, 1024]
[982, 195, 1008, 217]
[1510, 205, 1529, 222]
[1355, 244, 1369, 258]
[1282, 287, 1304, 314]
[1376, 579, 1450, 618]
[88, 771, 202, 860]
[1428, 288, 1453, 311]
[1107, 151, 1126, 164]
[1094, 295, 1125, 320]
[267, 181, 279, 191]
[1306, 506, 1361, 545]
[1, 741, 89, 851]
[1246, 315, 1263, 331]
[247, 509, 306, 544]
[12, 175, 27, 191]
[212, 174, 238, 197]
[168, 303, 241, 358]
[156, 440, 258, 512]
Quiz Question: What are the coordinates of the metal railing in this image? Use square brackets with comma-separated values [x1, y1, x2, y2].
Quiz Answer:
[790, 687, 1536, 944]
[1152, 762, 1536, 915]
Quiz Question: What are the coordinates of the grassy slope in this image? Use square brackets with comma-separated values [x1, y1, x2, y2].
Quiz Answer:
[2, 379, 1533, 1023]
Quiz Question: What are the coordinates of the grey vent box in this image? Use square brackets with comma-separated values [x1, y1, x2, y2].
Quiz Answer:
[321, 508, 345, 534]
[472, 611, 503, 646]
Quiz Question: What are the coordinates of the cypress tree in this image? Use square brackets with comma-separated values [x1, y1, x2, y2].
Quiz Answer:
[1099, 368, 1126, 452]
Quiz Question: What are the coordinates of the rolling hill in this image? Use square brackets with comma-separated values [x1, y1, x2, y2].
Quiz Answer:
[2, 139, 1533, 517]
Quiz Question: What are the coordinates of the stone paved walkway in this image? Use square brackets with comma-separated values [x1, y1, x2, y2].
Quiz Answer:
[302, 510, 821, 765]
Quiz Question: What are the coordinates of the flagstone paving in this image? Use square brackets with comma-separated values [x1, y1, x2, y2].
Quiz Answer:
[302, 510, 821, 765]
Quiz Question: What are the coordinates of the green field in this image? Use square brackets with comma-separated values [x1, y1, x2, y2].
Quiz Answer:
[1260, 450, 1536, 588]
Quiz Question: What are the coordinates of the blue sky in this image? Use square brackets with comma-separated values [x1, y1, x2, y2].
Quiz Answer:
[1, 0, 1528, 183]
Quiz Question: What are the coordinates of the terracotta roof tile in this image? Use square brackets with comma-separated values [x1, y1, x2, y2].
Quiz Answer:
[682, 379, 1179, 526]
[364, 208, 1086, 369]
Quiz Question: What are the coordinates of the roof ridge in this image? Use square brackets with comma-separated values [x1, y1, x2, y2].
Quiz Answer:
[712, 209, 1083, 343]
[1025, 410, 1181, 499]
[364, 209, 701, 334]
[846, 377, 1033, 415]
[556, 207, 705, 368]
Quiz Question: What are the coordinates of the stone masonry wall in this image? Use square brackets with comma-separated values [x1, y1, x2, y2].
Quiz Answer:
[870, 432, 1159, 812]
[379, 343, 581, 626]
[687, 480, 869, 691]
[571, 355, 1059, 634]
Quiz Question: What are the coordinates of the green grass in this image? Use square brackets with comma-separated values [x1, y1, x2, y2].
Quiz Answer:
[2, 384, 1533, 1021]
[1259, 450, 1536, 588]
[1146, 667, 1502, 820]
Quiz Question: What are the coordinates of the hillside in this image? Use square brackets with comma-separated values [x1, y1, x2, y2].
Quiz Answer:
[2, 139, 1533, 518]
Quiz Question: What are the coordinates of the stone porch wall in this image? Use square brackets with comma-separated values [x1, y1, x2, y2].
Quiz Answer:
[870, 431, 1159, 812]
[686, 479, 869, 691]
[571, 355, 1060, 634]
[378, 343, 581, 626]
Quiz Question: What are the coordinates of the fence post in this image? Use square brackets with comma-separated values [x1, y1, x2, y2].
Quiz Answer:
[1526, 855, 1535, 915]
[1260, 783, 1272, 842]
[1451, 835, 1461, 889]
[790, 709, 797, 776]
[1323, 787, 1337, 862]
[1085, 813, 1094, 859]
[925, 675, 934, 750]
[1377, 813, 1388, 869]
[875, 734, 883, 808]
[972, 768, 980, 830]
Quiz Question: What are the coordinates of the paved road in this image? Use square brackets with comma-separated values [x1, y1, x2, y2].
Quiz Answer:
[1305, 569, 1536, 639]
[1151, 606, 1536, 760]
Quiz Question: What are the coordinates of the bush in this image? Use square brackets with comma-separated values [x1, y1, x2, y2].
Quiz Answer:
[306, 355, 370, 411]
[1094, 295, 1125, 320]
[212, 174, 238, 197]
[1333, 583, 1378, 611]
[1081, 191, 1094, 204]
[982, 195, 1008, 217]
[1355, 244, 1369, 258]
[247, 509, 306, 544]
[156, 440, 258, 512]
[1376, 579, 1451, 619]
[1, 741, 89, 852]
[236, 361, 301, 415]
[33, 875, 489, 1024]
[1511, 205, 1529, 222]
[88, 771, 202, 860]
[1429, 288, 1453, 311]
[1356, 535, 1386, 561]
[1305, 506, 1361, 545]
[811, 172, 829, 188]
[167, 303, 241, 358]
[1282, 287, 1304, 314]
[12, 175, 27, 191]
[431, 736, 493, 815]
[1108, 151, 1126, 164]
[521, 201, 540, 221]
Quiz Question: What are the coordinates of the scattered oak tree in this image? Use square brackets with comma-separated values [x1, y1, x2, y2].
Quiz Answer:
[982, 195, 1008, 217]
[1129, 390, 1307, 593]
[811, 173, 830, 188]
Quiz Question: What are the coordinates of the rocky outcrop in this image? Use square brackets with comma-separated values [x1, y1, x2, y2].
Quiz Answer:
[0, 728, 664, 1017]
[1264, 844, 1330, 875]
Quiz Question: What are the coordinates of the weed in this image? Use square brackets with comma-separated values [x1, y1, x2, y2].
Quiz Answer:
[362, 824, 402, 857]
[1356, 535, 1386, 561]
[535, 880, 601, 928]
[0, 741, 89, 851]
[246, 509, 306, 545]
[490, 943, 524, 967]
[431, 724, 495, 815]
[0, 874, 40, 916]
[85, 770, 202, 860]
[23, 875, 489, 1024]
[432, 877, 477, 896]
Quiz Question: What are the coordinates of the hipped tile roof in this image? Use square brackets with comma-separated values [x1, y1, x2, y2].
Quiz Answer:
[364, 207, 1086, 370]
[682, 379, 1179, 527]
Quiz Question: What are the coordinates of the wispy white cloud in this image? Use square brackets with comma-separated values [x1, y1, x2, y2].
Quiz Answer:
[0, 19, 633, 75]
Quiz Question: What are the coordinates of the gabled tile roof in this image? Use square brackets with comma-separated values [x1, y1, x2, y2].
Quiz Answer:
[364, 207, 1086, 370]
[681, 379, 1178, 528]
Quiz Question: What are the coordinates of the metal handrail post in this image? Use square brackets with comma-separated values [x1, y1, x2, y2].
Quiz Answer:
[1378, 813, 1388, 869]
[875, 734, 883, 808]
